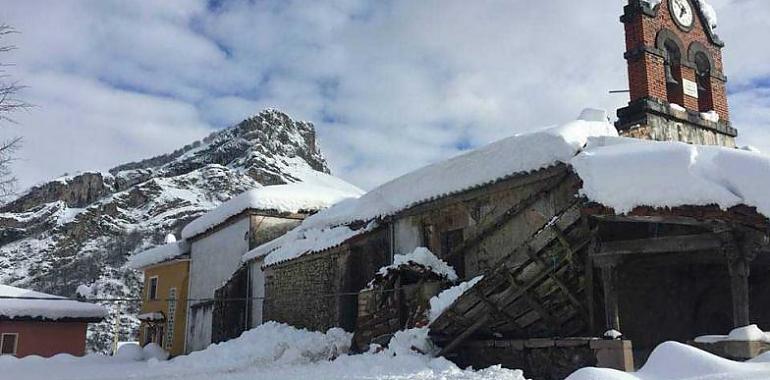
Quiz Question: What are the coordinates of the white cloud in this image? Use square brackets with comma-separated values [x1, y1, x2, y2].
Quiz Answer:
[0, 0, 768, 191]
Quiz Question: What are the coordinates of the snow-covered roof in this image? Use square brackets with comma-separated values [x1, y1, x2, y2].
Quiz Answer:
[0, 284, 107, 321]
[243, 109, 616, 267]
[244, 221, 378, 266]
[298, 110, 616, 230]
[127, 240, 191, 270]
[572, 136, 770, 217]
[181, 173, 364, 240]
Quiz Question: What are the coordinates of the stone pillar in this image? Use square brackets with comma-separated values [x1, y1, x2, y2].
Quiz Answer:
[728, 257, 751, 328]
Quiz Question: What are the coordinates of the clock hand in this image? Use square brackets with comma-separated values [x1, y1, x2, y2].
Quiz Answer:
[680, 6, 687, 18]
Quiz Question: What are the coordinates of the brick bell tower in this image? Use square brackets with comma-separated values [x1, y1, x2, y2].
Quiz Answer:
[617, 0, 736, 147]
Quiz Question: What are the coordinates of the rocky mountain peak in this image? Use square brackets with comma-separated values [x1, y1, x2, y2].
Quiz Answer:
[0, 109, 335, 352]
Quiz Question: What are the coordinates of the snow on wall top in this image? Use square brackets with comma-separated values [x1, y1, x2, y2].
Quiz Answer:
[571, 136, 770, 217]
[376, 247, 458, 282]
[244, 221, 377, 266]
[0, 284, 107, 321]
[127, 240, 191, 270]
[299, 110, 617, 230]
[181, 172, 364, 240]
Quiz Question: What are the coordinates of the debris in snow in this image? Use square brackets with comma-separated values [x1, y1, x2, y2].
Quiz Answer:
[0, 284, 107, 321]
[127, 240, 190, 270]
[701, 110, 720, 123]
[428, 276, 484, 323]
[604, 329, 624, 339]
[695, 324, 770, 344]
[571, 136, 770, 218]
[377, 247, 458, 282]
[181, 178, 363, 239]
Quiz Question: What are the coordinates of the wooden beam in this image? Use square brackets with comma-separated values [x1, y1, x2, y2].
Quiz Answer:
[444, 171, 569, 261]
[437, 314, 490, 357]
[472, 287, 524, 332]
[601, 265, 620, 332]
[728, 257, 751, 328]
[592, 233, 723, 261]
[589, 214, 721, 227]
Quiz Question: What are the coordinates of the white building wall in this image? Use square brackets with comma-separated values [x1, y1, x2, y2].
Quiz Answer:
[248, 257, 265, 328]
[186, 217, 250, 352]
[393, 217, 422, 255]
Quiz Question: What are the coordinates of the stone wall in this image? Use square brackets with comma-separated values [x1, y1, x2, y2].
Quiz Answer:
[263, 227, 389, 332]
[263, 248, 349, 331]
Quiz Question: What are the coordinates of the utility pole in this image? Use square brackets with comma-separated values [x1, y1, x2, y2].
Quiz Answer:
[112, 302, 121, 355]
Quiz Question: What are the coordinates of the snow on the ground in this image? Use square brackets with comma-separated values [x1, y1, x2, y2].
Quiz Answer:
[127, 240, 190, 269]
[695, 324, 770, 344]
[428, 276, 484, 323]
[0, 322, 525, 380]
[572, 136, 770, 217]
[567, 341, 770, 380]
[377, 247, 459, 281]
[0, 284, 107, 320]
[181, 176, 363, 239]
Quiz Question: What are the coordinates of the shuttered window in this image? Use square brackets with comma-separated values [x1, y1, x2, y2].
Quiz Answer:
[1, 333, 18, 355]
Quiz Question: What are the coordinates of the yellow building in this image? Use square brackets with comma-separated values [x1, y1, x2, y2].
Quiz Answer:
[128, 235, 190, 357]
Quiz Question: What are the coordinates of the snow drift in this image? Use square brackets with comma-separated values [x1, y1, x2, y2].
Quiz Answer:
[0, 322, 525, 380]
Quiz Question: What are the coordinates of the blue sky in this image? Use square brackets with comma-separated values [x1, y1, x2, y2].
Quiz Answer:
[0, 0, 768, 190]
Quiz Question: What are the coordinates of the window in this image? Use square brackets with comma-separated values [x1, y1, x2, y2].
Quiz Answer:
[694, 51, 714, 112]
[148, 276, 159, 300]
[663, 39, 683, 105]
[441, 229, 465, 278]
[1, 333, 18, 355]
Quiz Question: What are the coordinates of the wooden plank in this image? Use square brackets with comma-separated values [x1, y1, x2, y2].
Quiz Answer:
[444, 171, 570, 262]
[437, 314, 490, 357]
[592, 233, 723, 260]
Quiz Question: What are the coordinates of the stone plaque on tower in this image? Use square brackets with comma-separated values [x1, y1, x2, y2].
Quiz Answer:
[617, 0, 736, 147]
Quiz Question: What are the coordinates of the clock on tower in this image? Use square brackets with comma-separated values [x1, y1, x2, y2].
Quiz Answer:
[617, 0, 735, 147]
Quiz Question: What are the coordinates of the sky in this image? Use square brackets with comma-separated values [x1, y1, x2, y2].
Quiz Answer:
[0, 0, 768, 191]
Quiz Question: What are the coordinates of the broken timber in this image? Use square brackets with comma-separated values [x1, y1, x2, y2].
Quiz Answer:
[429, 195, 594, 355]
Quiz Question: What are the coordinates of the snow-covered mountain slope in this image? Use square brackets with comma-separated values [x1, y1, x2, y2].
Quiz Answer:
[0, 109, 340, 352]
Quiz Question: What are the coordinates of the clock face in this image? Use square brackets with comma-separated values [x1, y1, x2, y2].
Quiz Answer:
[670, 0, 694, 29]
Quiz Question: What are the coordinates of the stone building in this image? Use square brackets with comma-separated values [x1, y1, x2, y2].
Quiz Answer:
[180, 178, 363, 352]
[219, 1, 769, 378]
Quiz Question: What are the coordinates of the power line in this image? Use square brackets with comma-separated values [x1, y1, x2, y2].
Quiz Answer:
[0, 283, 426, 304]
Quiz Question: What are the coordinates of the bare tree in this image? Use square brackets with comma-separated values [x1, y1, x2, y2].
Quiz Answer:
[0, 24, 28, 200]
